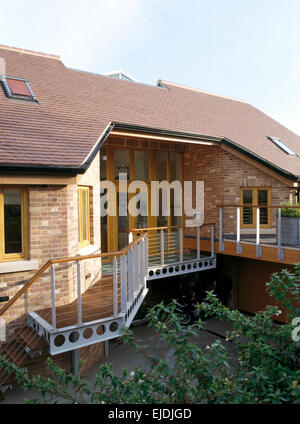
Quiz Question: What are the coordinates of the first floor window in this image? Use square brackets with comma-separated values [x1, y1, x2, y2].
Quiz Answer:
[78, 186, 90, 247]
[0, 188, 28, 261]
[241, 187, 271, 228]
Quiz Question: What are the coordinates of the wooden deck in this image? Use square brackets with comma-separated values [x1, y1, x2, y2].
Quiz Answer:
[38, 275, 120, 329]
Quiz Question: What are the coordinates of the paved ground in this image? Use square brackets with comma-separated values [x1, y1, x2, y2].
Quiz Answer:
[1, 318, 235, 404]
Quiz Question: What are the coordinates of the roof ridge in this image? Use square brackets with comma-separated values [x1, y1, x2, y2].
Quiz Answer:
[158, 80, 249, 104]
[0, 44, 61, 60]
[68, 66, 167, 90]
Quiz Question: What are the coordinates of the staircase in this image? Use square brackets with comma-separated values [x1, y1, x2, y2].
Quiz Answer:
[0, 224, 217, 398]
[0, 326, 48, 389]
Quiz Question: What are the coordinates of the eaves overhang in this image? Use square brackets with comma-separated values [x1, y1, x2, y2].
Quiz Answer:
[220, 137, 299, 182]
[0, 122, 298, 182]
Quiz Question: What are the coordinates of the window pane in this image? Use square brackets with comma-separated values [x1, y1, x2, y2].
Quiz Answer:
[78, 188, 89, 245]
[4, 190, 22, 254]
[243, 190, 252, 205]
[101, 188, 108, 253]
[169, 152, 181, 181]
[82, 190, 87, 241]
[134, 151, 149, 180]
[117, 192, 129, 249]
[258, 190, 268, 225]
[242, 190, 253, 225]
[258, 190, 268, 205]
[114, 149, 130, 180]
[156, 151, 167, 181]
[100, 148, 107, 181]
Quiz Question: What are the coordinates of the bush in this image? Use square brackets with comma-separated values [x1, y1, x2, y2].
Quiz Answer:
[278, 202, 300, 218]
[0, 264, 299, 404]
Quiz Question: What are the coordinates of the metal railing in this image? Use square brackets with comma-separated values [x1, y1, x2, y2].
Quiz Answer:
[218, 204, 300, 261]
[0, 233, 149, 358]
[129, 224, 216, 280]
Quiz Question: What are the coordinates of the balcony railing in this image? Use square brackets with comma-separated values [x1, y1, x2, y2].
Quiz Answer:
[129, 224, 216, 280]
[218, 204, 300, 261]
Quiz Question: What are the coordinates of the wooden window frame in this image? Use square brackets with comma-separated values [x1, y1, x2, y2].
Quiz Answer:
[0, 188, 28, 262]
[78, 186, 91, 248]
[240, 187, 271, 228]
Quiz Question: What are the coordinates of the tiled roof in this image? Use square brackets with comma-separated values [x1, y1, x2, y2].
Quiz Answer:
[0, 45, 299, 178]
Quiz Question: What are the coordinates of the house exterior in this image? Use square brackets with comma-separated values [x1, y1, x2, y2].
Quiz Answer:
[0, 44, 299, 393]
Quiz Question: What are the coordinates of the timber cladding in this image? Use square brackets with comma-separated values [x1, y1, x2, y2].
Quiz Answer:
[107, 135, 185, 152]
[237, 258, 295, 323]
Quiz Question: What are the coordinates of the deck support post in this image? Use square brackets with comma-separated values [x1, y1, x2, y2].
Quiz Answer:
[256, 208, 262, 258]
[210, 225, 215, 258]
[236, 207, 242, 254]
[219, 207, 224, 252]
[179, 227, 183, 263]
[113, 256, 118, 316]
[197, 226, 201, 259]
[160, 229, 164, 265]
[77, 261, 82, 325]
[134, 244, 138, 293]
[277, 209, 284, 261]
[51, 264, 56, 331]
[128, 248, 134, 302]
[140, 239, 144, 288]
[104, 340, 109, 357]
[72, 348, 80, 377]
[144, 236, 148, 279]
[120, 254, 127, 313]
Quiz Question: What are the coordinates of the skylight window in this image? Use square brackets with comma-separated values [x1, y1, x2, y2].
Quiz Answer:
[267, 137, 297, 156]
[0, 76, 37, 102]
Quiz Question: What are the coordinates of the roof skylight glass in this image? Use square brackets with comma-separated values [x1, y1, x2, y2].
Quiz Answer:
[1, 76, 37, 102]
[268, 137, 297, 156]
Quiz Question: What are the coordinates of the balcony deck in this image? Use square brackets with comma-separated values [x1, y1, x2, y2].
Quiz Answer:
[184, 236, 300, 265]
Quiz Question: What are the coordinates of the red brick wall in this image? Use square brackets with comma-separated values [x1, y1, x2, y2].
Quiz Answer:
[183, 145, 292, 236]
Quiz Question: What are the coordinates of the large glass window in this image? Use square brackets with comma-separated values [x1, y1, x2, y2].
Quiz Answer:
[134, 151, 149, 180]
[155, 151, 167, 181]
[0, 188, 27, 261]
[114, 149, 130, 180]
[169, 152, 181, 181]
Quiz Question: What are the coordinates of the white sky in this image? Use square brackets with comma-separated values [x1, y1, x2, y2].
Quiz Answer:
[0, 0, 300, 136]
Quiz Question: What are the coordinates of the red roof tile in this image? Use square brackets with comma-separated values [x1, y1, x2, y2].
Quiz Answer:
[0, 45, 299, 178]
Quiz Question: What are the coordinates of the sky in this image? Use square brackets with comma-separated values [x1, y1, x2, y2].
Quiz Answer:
[0, 0, 300, 135]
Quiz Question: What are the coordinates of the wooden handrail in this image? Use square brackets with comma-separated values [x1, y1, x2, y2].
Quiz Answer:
[0, 260, 52, 316]
[129, 223, 215, 232]
[0, 233, 147, 317]
[217, 204, 300, 209]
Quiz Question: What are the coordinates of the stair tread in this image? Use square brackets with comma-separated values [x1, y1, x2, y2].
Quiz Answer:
[16, 327, 48, 351]
[2, 341, 36, 367]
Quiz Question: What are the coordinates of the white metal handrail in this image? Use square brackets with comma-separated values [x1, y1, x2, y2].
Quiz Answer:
[218, 206, 285, 260]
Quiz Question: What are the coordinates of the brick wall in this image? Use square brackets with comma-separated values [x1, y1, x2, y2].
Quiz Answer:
[183, 145, 292, 236]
